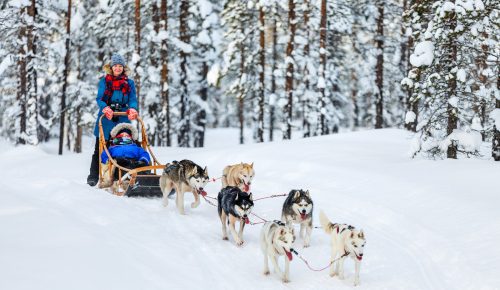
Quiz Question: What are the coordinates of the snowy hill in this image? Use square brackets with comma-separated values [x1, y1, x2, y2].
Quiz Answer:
[1, 129, 499, 290]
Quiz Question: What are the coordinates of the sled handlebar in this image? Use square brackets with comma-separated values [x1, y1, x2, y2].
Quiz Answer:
[110, 112, 128, 116]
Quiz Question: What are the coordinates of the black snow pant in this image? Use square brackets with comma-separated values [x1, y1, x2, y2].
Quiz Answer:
[88, 137, 100, 179]
[113, 158, 152, 181]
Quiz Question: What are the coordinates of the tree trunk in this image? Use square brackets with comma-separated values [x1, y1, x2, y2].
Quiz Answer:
[238, 19, 245, 145]
[303, 0, 310, 138]
[447, 1, 457, 159]
[351, 69, 359, 130]
[405, 0, 417, 132]
[75, 45, 82, 153]
[493, 99, 500, 161]
[257, 6, 265, 143]
[98, 37, 105, 69]
[318, 0, 327, 135]
[134, 0, 141, 114]
[269, 7, 277, 142]
[160, 0, 170, 146]
[283, 0, 295, 140]
[178, 0, 190, 147]
[329, 30, 340, 134]
[194, 62, 208, 147]
[27, 0, 38, 143]
[17, 8, 27, 145]
[59, 0, 71, 155]
[374, 0, 384, 129]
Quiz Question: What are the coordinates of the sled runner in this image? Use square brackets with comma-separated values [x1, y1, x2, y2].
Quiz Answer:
[98, 112, 164, 197]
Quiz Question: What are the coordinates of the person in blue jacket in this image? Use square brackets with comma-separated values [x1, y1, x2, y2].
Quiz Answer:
[87, 54, 138, 186]
[101, 123, 150, 189]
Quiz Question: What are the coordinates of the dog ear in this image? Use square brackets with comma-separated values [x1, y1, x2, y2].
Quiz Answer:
[248, 192, 253, 201]
[192, 166, 198, 174]
[235, 193, 238, 201]
[294, 190, 301, 199]
[280, 228, 285, 235]
[291, 228, 295, 235]
[359, 229, 365, 239]
[305, 190, 310, 198]
[350, 231, 355, 239]
[240, 162, 244, 169]
[250, 162, 254, 168]
[204, 166, 208, 175]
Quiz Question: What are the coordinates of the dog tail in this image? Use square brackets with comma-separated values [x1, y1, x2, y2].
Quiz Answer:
[319, 210, 335, 234]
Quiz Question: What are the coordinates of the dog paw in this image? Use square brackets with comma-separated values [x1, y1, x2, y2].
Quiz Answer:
[223, 237, 228, 241]
[330, 272, 335, 277]
[354, 281, 359, 286]
[162, 200, 168, 207]
[264, 270, 270, 275]
[281, 277, 290, 283]
[303, 244, 309, 248]
[235, 239, 244, 246]
[191, 201, 200, 208]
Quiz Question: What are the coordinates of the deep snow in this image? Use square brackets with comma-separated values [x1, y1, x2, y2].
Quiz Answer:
[0, 129, 499, 290]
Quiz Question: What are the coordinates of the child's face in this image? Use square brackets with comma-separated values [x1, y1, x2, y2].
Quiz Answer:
[121, 132, 130, 138]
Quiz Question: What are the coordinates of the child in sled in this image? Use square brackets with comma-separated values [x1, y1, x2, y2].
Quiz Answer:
[98, 123, 150, 191]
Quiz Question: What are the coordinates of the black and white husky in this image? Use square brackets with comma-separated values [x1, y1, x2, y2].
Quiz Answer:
[218, 186, 254, 246]
[281, 189, 313, 247]
[320, 210, 366, 286]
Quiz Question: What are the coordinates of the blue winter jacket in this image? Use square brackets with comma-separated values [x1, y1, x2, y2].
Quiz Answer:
[100, 144, 150, 165]
[93, 77, 138, 140]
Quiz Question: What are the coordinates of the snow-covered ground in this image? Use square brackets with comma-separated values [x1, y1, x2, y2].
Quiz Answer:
[1, 129, 499, 290]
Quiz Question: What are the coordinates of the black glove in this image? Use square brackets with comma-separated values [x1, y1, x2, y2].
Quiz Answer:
[133, 159, 148, 168]
[115, 157, 131, 167]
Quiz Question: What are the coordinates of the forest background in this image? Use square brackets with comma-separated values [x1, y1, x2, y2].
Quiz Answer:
[2, 0, 500, 160]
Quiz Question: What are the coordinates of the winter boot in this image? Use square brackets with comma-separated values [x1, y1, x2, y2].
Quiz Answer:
[87, 175, 98, 187]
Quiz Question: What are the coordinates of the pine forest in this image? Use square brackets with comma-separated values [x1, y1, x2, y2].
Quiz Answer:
[1, 0, 500, 160]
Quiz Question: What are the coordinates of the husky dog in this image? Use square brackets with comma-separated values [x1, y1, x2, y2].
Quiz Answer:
[281, 189, 313, 247]
[221, 162, 255, 192]
[218, 186, 254, 246]
[260, 221, 296, 283]
[319, 210, 366, 286]
[160, 160, 209, 215]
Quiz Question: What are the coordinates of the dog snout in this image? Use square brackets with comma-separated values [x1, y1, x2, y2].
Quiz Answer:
[359, 254, 363, 257]
[199, 187, 203, 191]
[243, 214, 248, 218]
[301, 209, 306, 213]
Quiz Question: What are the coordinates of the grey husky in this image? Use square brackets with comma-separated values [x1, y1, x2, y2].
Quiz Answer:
[160, 160, 209, 215]
[218, 186, 254, 246]
[281, 189, 313, 247]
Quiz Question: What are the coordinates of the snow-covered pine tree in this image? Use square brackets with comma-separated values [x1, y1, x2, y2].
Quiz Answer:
[403, 0, 499, 158]
[220, 0, 259, 144]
